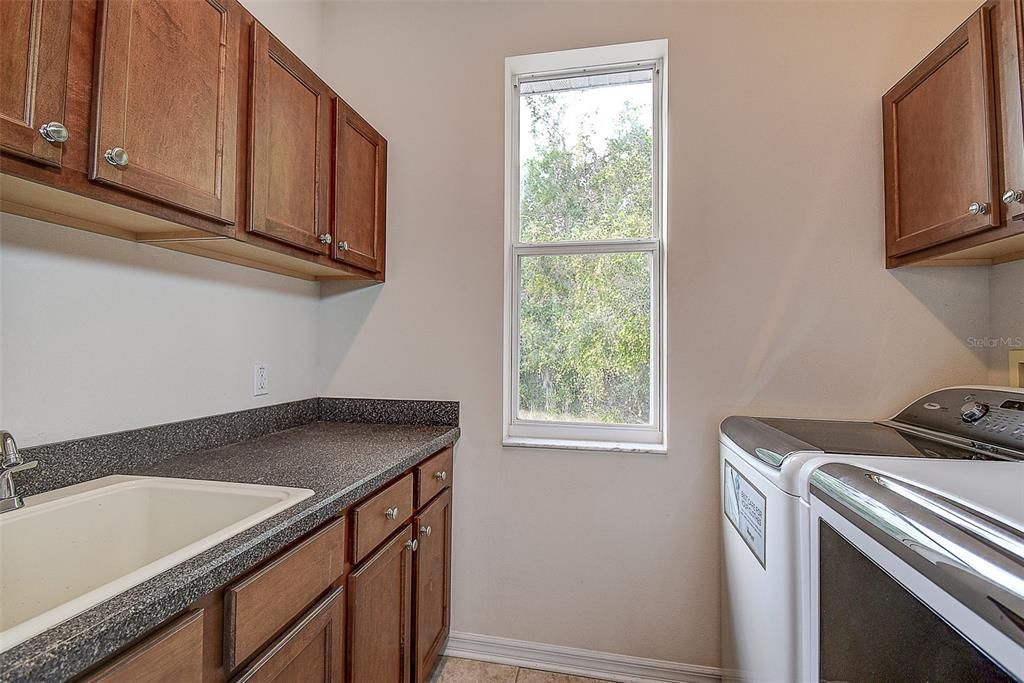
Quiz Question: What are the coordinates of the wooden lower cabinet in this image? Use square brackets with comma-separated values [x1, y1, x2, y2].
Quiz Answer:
[83, 610, 205, 682]
[348, 526, 415, 683]
[413, 489, 453, 683]
[224, 517, 346, 671]
[77, 447, 453, 683]
[232, 587, 345, 683]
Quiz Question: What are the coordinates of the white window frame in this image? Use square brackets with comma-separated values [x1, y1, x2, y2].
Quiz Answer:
[502, 40, 668, 453]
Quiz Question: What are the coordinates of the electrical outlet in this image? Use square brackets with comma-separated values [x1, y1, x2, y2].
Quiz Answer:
[253, 363, 269, 396]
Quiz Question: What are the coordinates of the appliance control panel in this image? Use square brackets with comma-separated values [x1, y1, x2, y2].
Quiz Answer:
[892, 387, 1024, 454]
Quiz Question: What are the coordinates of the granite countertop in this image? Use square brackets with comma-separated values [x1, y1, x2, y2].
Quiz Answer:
[1, 420, 460, 683]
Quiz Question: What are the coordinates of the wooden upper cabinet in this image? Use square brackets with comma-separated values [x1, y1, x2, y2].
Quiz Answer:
[995, 0, 1024, 222]
[89, 0, 239, 223]
[332, 98, 387, 275]
[349, 526, 414, 683]
[883, 7, 1001, 259]
[413, 489, 452, 683]
[0, 0, 73, 167]
[248, 22, 331, 254]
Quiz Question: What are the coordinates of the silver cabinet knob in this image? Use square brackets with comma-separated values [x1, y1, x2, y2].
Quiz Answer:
[384, 506, 399, 520]
[420, 525, 432, 537]
[1002, 189, 1023, 205]
[405, 539, 418, 552]
[337, 240, 349, 251]
[968, 201, 989, 215]
[38, 122, 68, 144]
[104, 147, 129, 167]
[319, 233, 332, 245]
[433, 471, 447, 481]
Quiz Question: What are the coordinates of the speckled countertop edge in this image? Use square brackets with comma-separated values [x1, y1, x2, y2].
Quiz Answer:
[1, 422, 460, 683]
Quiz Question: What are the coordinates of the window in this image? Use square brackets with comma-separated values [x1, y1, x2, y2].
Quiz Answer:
[503, 41, 666, 451]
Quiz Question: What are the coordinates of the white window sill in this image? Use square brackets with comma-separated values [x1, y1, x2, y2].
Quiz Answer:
[502, 437, 667, 455]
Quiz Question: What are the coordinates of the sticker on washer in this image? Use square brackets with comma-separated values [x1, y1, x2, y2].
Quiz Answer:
[724, 461, 767, 568]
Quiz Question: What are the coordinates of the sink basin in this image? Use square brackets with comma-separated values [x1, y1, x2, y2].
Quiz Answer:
[0, 475, 313, 652]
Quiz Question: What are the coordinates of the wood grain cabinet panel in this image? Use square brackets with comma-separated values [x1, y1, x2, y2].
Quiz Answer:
[247, 22, 331, 254]
[224, 517, 346, 672]
[348, 526, 414, 683]
[0, 0, 73, 167]
[883, 7, 1001, 259]
[83, 610, 205, 682]
[90, 0, 239, 223]
[413, 489, 452, 683]
[232, 587, 345, 683]
[331, 98, 387, 275]
[996, 0, 1024, 222]
[352, 473, 414, 564]
[414, 447, 452, 509]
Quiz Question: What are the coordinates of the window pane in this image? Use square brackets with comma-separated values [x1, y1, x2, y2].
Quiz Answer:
[519, 69, 654, 243]
[518, 251, 652, 425]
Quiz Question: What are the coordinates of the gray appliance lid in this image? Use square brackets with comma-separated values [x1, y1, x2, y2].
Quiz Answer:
[722, 386, 1024, 468]
[720, 417, 982, 467]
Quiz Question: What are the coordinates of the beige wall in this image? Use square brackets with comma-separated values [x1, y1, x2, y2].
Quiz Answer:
[990, 261, 1024, 383]
[243, 0, 325, 70]
[316, 0, 986, 668]
[0, 0, 325, 447]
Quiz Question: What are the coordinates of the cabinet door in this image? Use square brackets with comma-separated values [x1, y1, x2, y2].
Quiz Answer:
[348, 526, 413, 683]
[883, 8, 1001, 258]
[232, 587, 345, 683]
[0, 0, 73, 167]
[84, 610, 204, 682]
[90, 0, 239, 223]
[996, 0, 1024, 221]
[413, 489, 452, 683]
[248, 22, 331, 254]
[331, 98, 387, 274]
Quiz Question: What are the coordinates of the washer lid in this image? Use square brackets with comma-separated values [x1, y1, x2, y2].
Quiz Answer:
[720, 417, 999, 469]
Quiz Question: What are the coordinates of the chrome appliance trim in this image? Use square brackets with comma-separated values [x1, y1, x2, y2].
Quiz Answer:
[810, 462, 1024, 649]
[879, 420, 1024, 462]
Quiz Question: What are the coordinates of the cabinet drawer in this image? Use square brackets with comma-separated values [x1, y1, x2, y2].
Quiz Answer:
[84, 610, 204, 682]
[352, 473, 414, 564]
[415, 447, 453, 508]
[225, 517, 346, 671]
[231, 586, 344, 683]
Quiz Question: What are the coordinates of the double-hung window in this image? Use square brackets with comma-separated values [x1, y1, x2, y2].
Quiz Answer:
[503, 41, 666, 451]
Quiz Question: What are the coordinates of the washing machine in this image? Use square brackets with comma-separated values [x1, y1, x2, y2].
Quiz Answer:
[720, 386, 1024, 682]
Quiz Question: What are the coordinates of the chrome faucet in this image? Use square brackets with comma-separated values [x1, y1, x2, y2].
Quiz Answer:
[0, 431, 38, 513]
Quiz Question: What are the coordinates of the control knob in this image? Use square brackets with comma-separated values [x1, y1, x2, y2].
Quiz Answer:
[960, 401, 989, 423]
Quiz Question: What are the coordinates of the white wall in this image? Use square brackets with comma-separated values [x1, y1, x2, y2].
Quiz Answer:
[0, 0, 325, 447]
[315, 0, 987, 669]
[0, 215, 319, 446]
[990, 261, 1024, 383]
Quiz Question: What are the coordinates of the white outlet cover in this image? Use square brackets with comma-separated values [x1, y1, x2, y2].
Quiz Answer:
[253, 363, 269, 396]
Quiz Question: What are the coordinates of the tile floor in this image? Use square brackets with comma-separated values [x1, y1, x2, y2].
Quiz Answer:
[429, 657, 614, 683]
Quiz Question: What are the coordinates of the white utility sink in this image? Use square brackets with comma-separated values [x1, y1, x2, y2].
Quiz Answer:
[0, 475, 313, 652]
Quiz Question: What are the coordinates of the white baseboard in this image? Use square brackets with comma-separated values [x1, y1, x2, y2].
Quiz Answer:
[444, 631, 723, 683]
